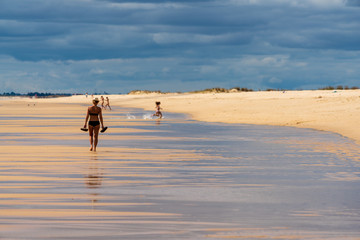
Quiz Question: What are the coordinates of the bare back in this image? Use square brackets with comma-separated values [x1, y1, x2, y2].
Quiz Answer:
[88, 106, 101, 121]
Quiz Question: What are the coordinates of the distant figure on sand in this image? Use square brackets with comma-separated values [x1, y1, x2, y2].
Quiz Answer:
[153, 101, 162, 119]
[100, 96, 105, 109]
[105, 97, 111, 110]
[83, 98, 107, 152]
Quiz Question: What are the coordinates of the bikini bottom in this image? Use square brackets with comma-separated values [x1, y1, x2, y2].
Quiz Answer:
[89, 121, 100, 127]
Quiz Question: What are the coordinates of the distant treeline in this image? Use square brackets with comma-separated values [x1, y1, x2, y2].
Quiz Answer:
[190, 87, 253, 93]
[318, 85, 359, 90]
[129, 86, 360, 95]
[128, 90, 163, 95]
[128, 87, 254, 94]
[0, 92, 72, 98]
[190, 86, 360, 93]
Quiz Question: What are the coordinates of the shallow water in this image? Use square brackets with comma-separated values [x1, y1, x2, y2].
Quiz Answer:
[0, 107, 360, 239]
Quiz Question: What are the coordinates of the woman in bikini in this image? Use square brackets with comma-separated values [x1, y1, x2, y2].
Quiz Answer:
[83, 98, 107, 152]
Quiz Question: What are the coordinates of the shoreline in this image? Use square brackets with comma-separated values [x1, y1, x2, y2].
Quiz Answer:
[111, 90, 360, 145]
[4, 89, 360, 145]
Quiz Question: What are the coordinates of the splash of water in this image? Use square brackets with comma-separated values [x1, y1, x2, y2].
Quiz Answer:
[126, 113, 136, 119]
[142, 113, 153, 120]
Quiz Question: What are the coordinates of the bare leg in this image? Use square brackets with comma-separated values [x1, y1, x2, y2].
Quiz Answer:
[93, 125, 100, 152]
[89, 125, 94, 151]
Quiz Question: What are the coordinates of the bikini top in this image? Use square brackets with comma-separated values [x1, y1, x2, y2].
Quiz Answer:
[88, 108, 100, 116]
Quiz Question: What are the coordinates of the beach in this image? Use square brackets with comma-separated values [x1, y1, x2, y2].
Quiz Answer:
[39, 89, 360, 144]
[1, 91, 360, 239]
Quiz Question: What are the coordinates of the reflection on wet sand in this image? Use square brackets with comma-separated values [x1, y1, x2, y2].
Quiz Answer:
[85, 156, 102, 186]
[0, 103, 360, 239]
[85, 155, 102, 207]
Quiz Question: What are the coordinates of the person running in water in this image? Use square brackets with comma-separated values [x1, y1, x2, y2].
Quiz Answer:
[153, 101, 162, 119]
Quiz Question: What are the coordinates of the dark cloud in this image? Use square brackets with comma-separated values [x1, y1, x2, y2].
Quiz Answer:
[95, 0, 214, 3]
[0, 0, 267, 61]
[0, 0, 360, 92]
[346, 0, 360, 6]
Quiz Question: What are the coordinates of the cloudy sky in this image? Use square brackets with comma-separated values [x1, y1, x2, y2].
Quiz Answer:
[0, 0, 359, 93]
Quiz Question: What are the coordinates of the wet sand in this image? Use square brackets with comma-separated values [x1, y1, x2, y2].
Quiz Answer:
[0, 98, 360, 239]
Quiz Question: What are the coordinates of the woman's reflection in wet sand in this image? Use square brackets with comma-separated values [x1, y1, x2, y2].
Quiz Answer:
[84, 155, 103, 207]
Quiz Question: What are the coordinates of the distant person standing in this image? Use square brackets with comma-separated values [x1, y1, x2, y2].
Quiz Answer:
[153, 101, 162, 119]
[105, 97, 112, 110]
[82, 98, 107, 152]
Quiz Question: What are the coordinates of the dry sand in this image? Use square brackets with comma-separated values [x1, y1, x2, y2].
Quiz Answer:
[33, 89, 359, 145]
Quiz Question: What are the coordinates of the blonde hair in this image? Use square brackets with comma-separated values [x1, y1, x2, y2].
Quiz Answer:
[92, 98, 100, 104]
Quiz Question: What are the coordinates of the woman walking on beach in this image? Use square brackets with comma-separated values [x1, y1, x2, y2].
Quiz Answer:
[83, 98, 107, 152]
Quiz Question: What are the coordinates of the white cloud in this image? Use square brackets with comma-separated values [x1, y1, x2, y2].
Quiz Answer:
[162, 67, 170, 73]
[229, 0, 344, 7]
[108, 2, 185, 10]
[199, 65, 219, 74]
[269, 77, 282, 83]
[152, 32, 237, 44]
[90, 69, 105, 74]
[240, 55, 289, 67]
